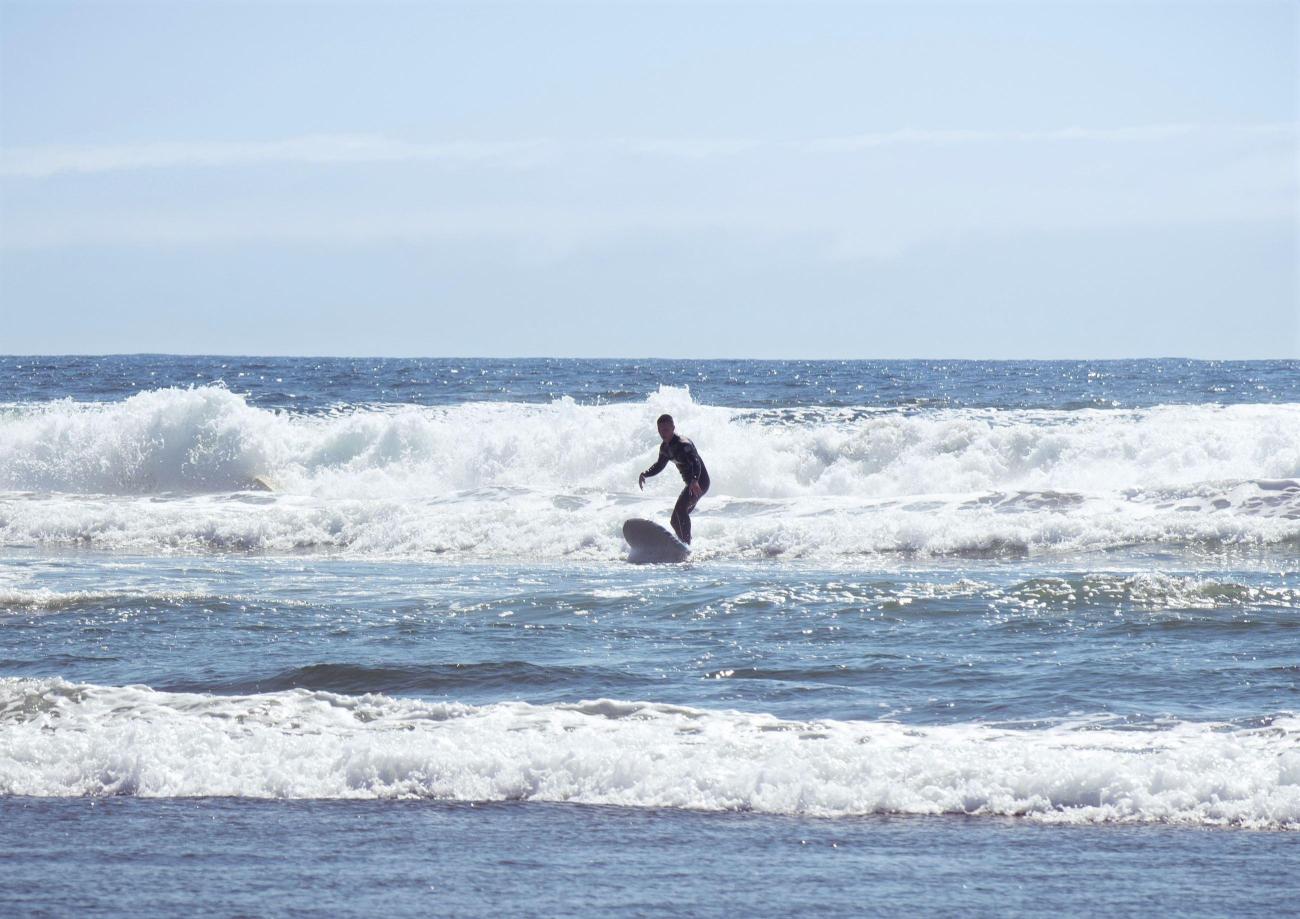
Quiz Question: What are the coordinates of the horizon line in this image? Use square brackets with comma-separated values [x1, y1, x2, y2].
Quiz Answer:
[2, 353, 1295, 363]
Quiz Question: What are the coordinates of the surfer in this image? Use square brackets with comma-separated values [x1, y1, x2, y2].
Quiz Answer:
[638, 414, 710, 544]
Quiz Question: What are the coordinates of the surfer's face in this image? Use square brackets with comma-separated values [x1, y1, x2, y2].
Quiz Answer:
[657, 420, 674, 442]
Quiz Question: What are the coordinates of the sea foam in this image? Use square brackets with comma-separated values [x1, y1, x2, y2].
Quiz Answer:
[2, 678, 1297, 828]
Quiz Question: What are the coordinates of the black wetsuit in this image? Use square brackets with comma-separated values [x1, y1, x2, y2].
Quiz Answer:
[642, 433, 710, 544]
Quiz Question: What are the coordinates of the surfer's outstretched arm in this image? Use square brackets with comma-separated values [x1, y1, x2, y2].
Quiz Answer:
[640, 444, 670, 487]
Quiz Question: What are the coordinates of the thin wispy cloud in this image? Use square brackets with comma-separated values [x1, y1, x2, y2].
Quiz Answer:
[795, 122, 1297, 152]
[0, 205, 792, 251]
[3, 123, 1292, 178]
[0, 136, 553, 179]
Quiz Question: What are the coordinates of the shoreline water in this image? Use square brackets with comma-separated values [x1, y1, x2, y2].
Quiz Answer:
[3, 798, 1298, 919]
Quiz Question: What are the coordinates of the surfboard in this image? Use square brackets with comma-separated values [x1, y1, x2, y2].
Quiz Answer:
[623, 518, 690, 564]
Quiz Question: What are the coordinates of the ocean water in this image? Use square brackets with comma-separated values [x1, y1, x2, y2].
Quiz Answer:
[1, 356, 1298, 917]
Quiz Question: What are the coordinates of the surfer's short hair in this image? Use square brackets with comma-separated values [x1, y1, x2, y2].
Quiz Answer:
[656, 414, 674, 427]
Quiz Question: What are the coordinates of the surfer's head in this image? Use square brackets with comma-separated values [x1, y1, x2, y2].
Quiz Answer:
[656, 413, 675, 442]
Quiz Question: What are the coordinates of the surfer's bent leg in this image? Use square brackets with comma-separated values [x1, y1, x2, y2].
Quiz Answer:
[670, 489, 695, 543]
[670, 475, 709, 544]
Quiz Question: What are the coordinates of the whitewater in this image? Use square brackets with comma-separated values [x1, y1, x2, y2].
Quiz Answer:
[2, 382, 1297, 559]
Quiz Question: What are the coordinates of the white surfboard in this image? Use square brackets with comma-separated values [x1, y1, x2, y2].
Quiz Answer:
[623, 518, 691, 564]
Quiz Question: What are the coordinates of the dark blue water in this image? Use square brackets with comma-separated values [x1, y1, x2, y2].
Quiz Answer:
[3, 799, 1296, 919]
[4, 355, 1298, 410]
[3, 555, 1297, 725]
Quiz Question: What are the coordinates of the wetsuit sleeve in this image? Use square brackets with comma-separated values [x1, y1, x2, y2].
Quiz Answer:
[643, 443, 669, 478]
[679, 440, 704, 483]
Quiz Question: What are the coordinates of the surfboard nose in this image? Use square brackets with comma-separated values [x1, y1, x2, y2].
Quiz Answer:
[623, 518, 690, 564]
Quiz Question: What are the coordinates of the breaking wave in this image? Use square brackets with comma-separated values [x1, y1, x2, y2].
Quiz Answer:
[1, 386, 1298, 558]
[2, 678, 1296, 828]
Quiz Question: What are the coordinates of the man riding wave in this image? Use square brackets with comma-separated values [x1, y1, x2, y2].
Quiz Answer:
[639, 413, 710, 544]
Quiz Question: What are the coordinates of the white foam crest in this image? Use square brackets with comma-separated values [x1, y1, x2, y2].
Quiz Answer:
[711, 403, 1300, 499]
[2, 485, 1298, 559]
[0, 586, 216, 613]
[3, 386, 1299, 499]
[2, 679, 1296, 828]
[0, 387, 290, 493]
[699, 494, 1300, 559]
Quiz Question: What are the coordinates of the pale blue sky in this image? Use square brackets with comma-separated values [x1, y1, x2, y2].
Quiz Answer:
[1, 0, 1296, 358]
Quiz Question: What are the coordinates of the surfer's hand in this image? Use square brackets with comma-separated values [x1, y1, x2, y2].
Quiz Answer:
[638, 473, 646, 491]
[689, 481, 703, 498]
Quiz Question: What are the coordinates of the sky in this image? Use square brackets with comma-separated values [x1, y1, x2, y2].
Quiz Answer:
[1, 0, 1296, 359]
